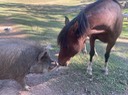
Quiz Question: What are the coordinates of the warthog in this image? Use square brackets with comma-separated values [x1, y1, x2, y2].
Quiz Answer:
[0, 39, 58, 90]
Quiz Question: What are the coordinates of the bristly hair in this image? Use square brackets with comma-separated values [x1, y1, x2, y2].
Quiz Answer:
[57, 10, 89, 48]
[113, 0, 122, 7]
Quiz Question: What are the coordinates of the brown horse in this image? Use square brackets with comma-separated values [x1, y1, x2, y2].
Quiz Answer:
[57, 0, 123, 75]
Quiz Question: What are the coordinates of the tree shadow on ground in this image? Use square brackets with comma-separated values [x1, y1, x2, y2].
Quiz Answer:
[0, 3, 82, 28]
[0, 2, 85, 44]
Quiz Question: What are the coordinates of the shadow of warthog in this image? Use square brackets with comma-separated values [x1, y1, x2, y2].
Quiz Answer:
[0, 38, 58, 90]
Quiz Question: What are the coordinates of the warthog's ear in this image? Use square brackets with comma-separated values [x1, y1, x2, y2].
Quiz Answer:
[65, 16, 70, 25]
[38, 51, 47, 61]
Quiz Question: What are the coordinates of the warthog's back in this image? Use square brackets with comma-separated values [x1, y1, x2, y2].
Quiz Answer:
[0, 39, 44, 79]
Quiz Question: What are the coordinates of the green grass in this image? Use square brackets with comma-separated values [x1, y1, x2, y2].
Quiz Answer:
[0, 1, 80, 45]
[122, 9, 128, 38]
[0, 0, 128, 95]
[0, 0, 83, 5]
[70, 41, 128, 95]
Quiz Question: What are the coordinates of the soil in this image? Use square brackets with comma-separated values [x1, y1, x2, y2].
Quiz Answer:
[0, 66, 92, 95]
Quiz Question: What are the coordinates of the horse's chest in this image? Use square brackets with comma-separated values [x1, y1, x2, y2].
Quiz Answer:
[93, 33, 111, 43]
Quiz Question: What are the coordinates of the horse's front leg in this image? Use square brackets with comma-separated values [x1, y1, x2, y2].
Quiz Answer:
[104, 42, 115, 75]
[82, 43, 87, 54]
[82, 41, 98, 56]
[87, 36, 96, 75]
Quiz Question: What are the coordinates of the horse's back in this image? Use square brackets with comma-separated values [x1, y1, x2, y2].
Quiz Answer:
[86, 0, 123, 39]
[86, 0, 122, 29]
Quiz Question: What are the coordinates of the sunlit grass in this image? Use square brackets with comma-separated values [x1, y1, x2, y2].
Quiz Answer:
[122, 21, 128, 38]
[122, 9, 128, 38]
[0, 0, 82, 5]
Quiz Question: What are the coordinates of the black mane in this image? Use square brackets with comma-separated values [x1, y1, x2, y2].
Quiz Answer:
[57, 10, 89, 47]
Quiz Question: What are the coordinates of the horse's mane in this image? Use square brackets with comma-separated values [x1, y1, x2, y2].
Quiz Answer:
[57, 10, 89, 47]
[57, 0, 121, 48]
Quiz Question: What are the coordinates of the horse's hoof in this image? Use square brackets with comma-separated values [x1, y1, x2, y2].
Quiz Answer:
[95, 52, 98, 56]
[83, 51, 87, 54]
[101, 68, 108, 75]
[82, 49, 88, 54]
[87, 71, 92, 75]
[24, 85, 31, 91]
[104, 69, 108, 75]
[105, 71, 108, 75]
[87, 68, 92, 75]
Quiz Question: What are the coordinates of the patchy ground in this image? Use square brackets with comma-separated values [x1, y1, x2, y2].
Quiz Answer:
[0, 65, 128, 95]
[0, 66, 100, 95]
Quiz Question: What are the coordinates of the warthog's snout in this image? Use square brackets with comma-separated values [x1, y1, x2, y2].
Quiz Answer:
[48, 61, 59, 71]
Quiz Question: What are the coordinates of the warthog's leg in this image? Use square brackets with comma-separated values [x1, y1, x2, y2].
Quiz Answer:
[16, 77, 30, 91]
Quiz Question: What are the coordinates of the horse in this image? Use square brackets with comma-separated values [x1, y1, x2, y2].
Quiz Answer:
[57, 0, 123, 75]
[65, 16, 98, 56]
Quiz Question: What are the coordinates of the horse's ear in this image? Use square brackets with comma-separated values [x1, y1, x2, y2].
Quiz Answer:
[65, 16, 70, 25]
[73, 21, 78, 31]
[69, 21, 78, 35]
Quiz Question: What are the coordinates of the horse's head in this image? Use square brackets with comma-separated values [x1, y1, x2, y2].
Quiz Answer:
[58, 16, 86, 66]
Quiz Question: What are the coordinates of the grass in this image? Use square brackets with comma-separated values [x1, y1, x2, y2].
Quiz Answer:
[122, 9, 128, 38]
[0, 0, 128, 95]
[70, 41, 128, 95]
[0, 0, 82, 5]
